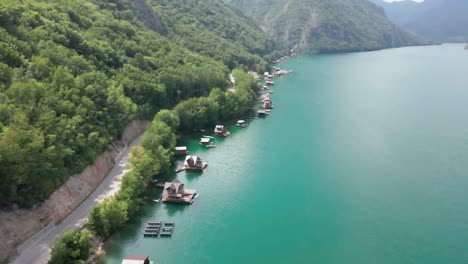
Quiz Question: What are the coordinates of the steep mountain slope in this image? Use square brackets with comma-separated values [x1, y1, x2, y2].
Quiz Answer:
[368, 0, 429, 25]
[146, 0, 274, 69]
[226, 0, 429, 53]
[371, 0, 468, 43]
[0, 0, 269, 207]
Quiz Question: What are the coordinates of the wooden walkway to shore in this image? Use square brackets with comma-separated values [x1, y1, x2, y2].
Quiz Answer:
[175, 168, 186, 173]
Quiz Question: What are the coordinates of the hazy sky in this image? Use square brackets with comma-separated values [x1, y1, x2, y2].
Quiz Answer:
[383, 0, 424, 2]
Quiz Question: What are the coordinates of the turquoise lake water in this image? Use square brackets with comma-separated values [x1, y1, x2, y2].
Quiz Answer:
[104, 44, 468, 264]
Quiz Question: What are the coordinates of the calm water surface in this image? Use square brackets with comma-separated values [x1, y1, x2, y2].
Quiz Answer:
[104, 44, 468, 264]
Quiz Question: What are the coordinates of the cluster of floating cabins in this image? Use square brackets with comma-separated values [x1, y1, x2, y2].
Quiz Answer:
[258, 66, 291, 117]
[127, 64, 291, 263]
[163, 65, 292, 204]
[159, 125, 233, 206]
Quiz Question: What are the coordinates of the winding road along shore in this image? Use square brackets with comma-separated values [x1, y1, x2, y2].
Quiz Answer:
[12, 135, 143, 264]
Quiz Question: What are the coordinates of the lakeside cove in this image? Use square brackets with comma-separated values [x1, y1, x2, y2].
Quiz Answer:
[103, 44, 468, 264]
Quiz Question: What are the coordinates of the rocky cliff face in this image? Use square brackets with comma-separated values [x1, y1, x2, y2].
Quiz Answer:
[0, 120, 149, 260]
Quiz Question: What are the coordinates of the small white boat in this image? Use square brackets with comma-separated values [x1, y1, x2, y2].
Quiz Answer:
[153, 199, 160, 203]
[236, 120, 247, 128]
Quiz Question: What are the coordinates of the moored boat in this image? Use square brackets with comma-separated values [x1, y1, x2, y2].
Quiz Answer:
[237, 120, 247, 127]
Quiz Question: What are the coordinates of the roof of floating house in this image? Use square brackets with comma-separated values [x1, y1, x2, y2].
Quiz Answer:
[122, 255, 149, 264]
[164, 179, 184, 198]
[175, 146, 187, 151]
[200, 137, 211, 143]
[165, 179, 183, 191]
[215, 125, 224, 131]
[185, 155, 201, 163]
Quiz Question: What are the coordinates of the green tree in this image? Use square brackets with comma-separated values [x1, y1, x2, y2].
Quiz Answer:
[49, 229, 91, 264]
[154, 109, 179, 132]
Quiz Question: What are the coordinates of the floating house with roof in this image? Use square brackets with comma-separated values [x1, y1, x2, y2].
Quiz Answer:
[262, 94, 273, 109]
[258, 110, 268, 117]
[200, 137, 215, 148]
[214, 125, 230, 137]
[162, 179, 197, 204]
[175, 146, 188, 155]
[121, 255, 150, 264]
[184, 155, 207, 170]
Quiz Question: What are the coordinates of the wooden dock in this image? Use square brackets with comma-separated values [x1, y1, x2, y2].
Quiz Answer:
[175, 163, 208, 173]
[160, 222, 175, 236]
[143, 221, 174, 238]
[143, 221, 161, 237]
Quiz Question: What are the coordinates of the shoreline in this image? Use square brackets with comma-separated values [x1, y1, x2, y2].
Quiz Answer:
[9, 129, 147, 264]
[96, 67, 290, 262]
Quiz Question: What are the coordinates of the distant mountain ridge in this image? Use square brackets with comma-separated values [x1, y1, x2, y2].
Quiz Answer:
[371, 0, 468, 42]
[226, 0, 429, 53]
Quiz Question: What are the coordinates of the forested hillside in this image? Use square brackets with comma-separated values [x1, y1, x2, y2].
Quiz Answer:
[226, 0, 429, 53]
[371, 0, 468, 43]
[0, 0, 270, 207]
[147, 0, 274, 69]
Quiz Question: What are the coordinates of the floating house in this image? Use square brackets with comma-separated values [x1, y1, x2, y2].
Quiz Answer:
[258, 110, 268, 117]
[184, 155, 208, 170]
[262, 94, 273, 109]
[265, 80, 274, 86]
[214, 125, 230, 137]
[263, 100, 273, 109]
[122, 255, 150, 264]
[175, 146, 188, 155]
[162, 179, 197, 204]
[199, 137, 216, 148]
[237, 120, 247, 128]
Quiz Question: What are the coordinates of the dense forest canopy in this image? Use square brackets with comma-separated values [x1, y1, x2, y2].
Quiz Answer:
[0, 0, 271, 207]
[226, 0, 430, 53]
[146, 0, 274, 69]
